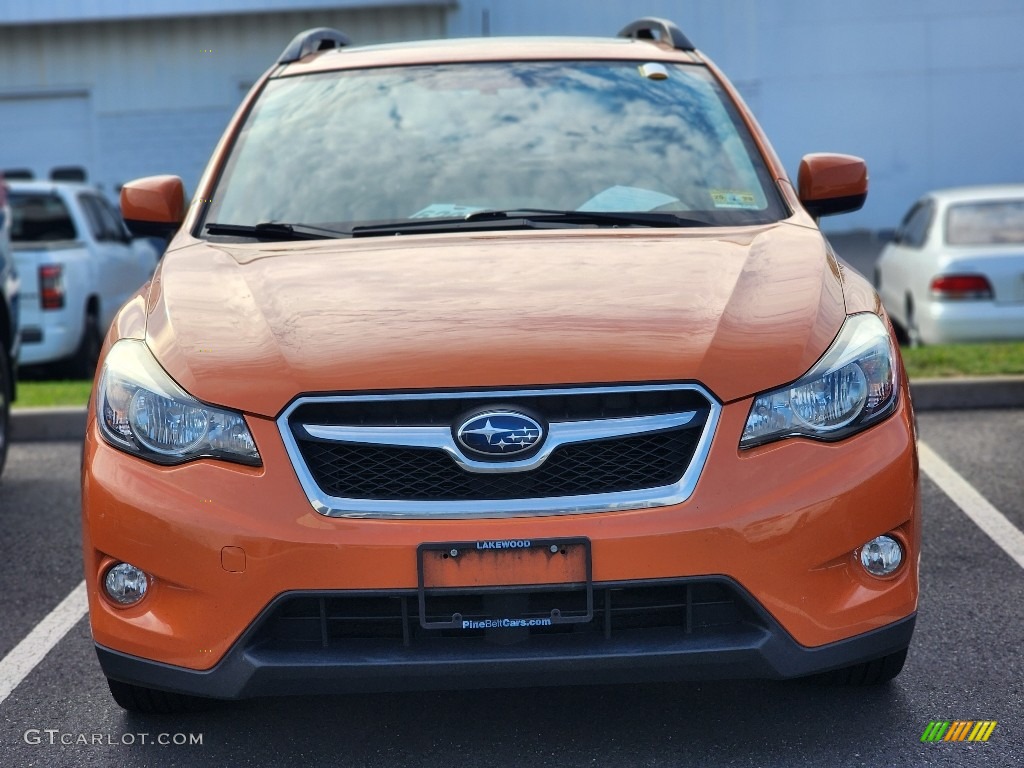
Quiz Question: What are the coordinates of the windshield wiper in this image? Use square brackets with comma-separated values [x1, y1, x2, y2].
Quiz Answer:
[205, 222, 350, 240]
[207, 210, 709, 240]
[350, 209, 708, 237]
[464, 208, 708, 227]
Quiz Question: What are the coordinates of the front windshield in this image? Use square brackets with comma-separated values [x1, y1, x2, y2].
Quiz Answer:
[204, 60, 787, 233]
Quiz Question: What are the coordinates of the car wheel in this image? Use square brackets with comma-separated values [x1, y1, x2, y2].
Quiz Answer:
[905, 297, 923, 348]
[67, 308, 102, 379]
[888, 317, 910, 346]
[106, 678, 214, 714]
[814, 647, 908, 686]
[0, 350, 10, 479]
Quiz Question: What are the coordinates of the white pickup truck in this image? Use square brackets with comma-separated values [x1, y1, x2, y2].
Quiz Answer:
[0, 176, 16, 478]
[9, 181, 158, 377]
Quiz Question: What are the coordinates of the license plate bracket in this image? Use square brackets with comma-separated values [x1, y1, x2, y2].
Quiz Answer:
[417, 537, 592, 630]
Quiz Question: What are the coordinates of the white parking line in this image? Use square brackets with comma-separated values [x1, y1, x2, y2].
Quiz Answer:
[919, 441, 1024, 570]
[0, 580, 87, 706]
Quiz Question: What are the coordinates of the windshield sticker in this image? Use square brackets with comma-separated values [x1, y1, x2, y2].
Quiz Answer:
[711, 189, 760, 210]
[577, 185, 680, 212]
[411, 203, 488, 219]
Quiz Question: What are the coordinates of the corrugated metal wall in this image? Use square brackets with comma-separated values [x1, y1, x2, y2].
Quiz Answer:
[6, 0, 1024, 229]
[0, 5, 448, 195]
[0, 0, 451, 25]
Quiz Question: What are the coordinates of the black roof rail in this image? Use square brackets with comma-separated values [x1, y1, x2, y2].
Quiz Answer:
[51, 166, 88, 182]
[278, 27, 350, 64]
[617, 17, 694, 52]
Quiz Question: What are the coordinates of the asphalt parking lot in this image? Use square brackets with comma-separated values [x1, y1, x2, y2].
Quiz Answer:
[0, 409, 1022, 767]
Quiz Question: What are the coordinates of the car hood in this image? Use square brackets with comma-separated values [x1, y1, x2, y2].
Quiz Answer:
[145, 224, 848, 417]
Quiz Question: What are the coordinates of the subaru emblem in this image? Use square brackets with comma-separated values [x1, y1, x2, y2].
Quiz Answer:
[456, 411, 544, 457]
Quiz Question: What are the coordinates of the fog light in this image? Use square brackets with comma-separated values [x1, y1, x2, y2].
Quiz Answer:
[860, 536, 903, 577]
[104, 563, 149, 605]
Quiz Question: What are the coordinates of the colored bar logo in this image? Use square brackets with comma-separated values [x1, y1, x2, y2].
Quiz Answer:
[921, 721, 997, 742]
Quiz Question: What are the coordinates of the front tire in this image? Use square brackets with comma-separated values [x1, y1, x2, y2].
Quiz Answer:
[905, 297, 923, 348]
[0, 350, 10, 479]
[889, 316, 910, 347]
[106, 678, 214, 714]
[66, 308, 102, 379]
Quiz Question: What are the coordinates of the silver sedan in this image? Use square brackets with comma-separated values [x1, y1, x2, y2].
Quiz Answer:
[875, 185, 1024, 345]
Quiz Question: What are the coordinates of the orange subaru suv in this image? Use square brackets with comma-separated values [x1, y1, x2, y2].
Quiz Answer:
[83, 18, 919, 713]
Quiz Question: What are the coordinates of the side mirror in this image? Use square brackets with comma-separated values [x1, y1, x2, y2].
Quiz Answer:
[797, 154, 868, 218]
[120, 175, 185, 239]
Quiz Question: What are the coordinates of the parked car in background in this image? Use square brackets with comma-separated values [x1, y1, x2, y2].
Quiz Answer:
[0, 174, 19, 478]
[8, 181, 159, 377]
[875, 185, 1024, 345]
[84, 19, 918, 714]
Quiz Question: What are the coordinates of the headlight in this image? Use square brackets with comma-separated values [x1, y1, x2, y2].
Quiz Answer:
[98, 339, 260, 465]
[740, 313, 898, 449]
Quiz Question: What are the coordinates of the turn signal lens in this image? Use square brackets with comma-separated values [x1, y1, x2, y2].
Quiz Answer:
[39, 264, 65, 310]
[929, 275, 993, 300]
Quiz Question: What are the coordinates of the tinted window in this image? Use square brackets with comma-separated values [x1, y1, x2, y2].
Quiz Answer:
[78, 195, 108, 241]
[946, 200, 1024, 245]
[96, 196, 130, 242]
[9, 193, 78, 242]
[896, 201, 933, 248]
[100, 197, 132, 241]
[205, 61, 787, 232]
[80, 194, 129, 243]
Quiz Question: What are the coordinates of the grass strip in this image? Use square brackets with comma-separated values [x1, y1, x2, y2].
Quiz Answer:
[13, 380, 93, 408]
[901, 341, 1024, 379]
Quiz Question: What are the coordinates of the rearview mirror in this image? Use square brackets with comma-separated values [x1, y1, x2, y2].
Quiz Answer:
[797, 154, 868, 218]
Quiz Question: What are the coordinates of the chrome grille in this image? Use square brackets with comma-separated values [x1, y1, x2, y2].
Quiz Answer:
[287, 386, 711, 426]
[278, 384, 721, 518]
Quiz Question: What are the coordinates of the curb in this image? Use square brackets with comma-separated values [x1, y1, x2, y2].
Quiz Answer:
[11, 406, 87, 442]
[909, 376, 1024, 412]
[9, 377, 1024, 442]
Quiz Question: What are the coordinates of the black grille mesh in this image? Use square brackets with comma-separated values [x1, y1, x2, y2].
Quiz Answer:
[297, 426, 701, 501]
[250, 580, 754, 651]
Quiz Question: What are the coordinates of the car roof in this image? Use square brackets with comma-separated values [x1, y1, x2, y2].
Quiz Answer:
[280, 36, 702, 77]
[6, 180, 99, 196]
[927, 184, 1024, 205]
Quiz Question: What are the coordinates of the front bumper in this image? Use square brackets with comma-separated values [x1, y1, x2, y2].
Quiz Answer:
[82, 389, 919, 693]
[96, 581, 916, 699]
